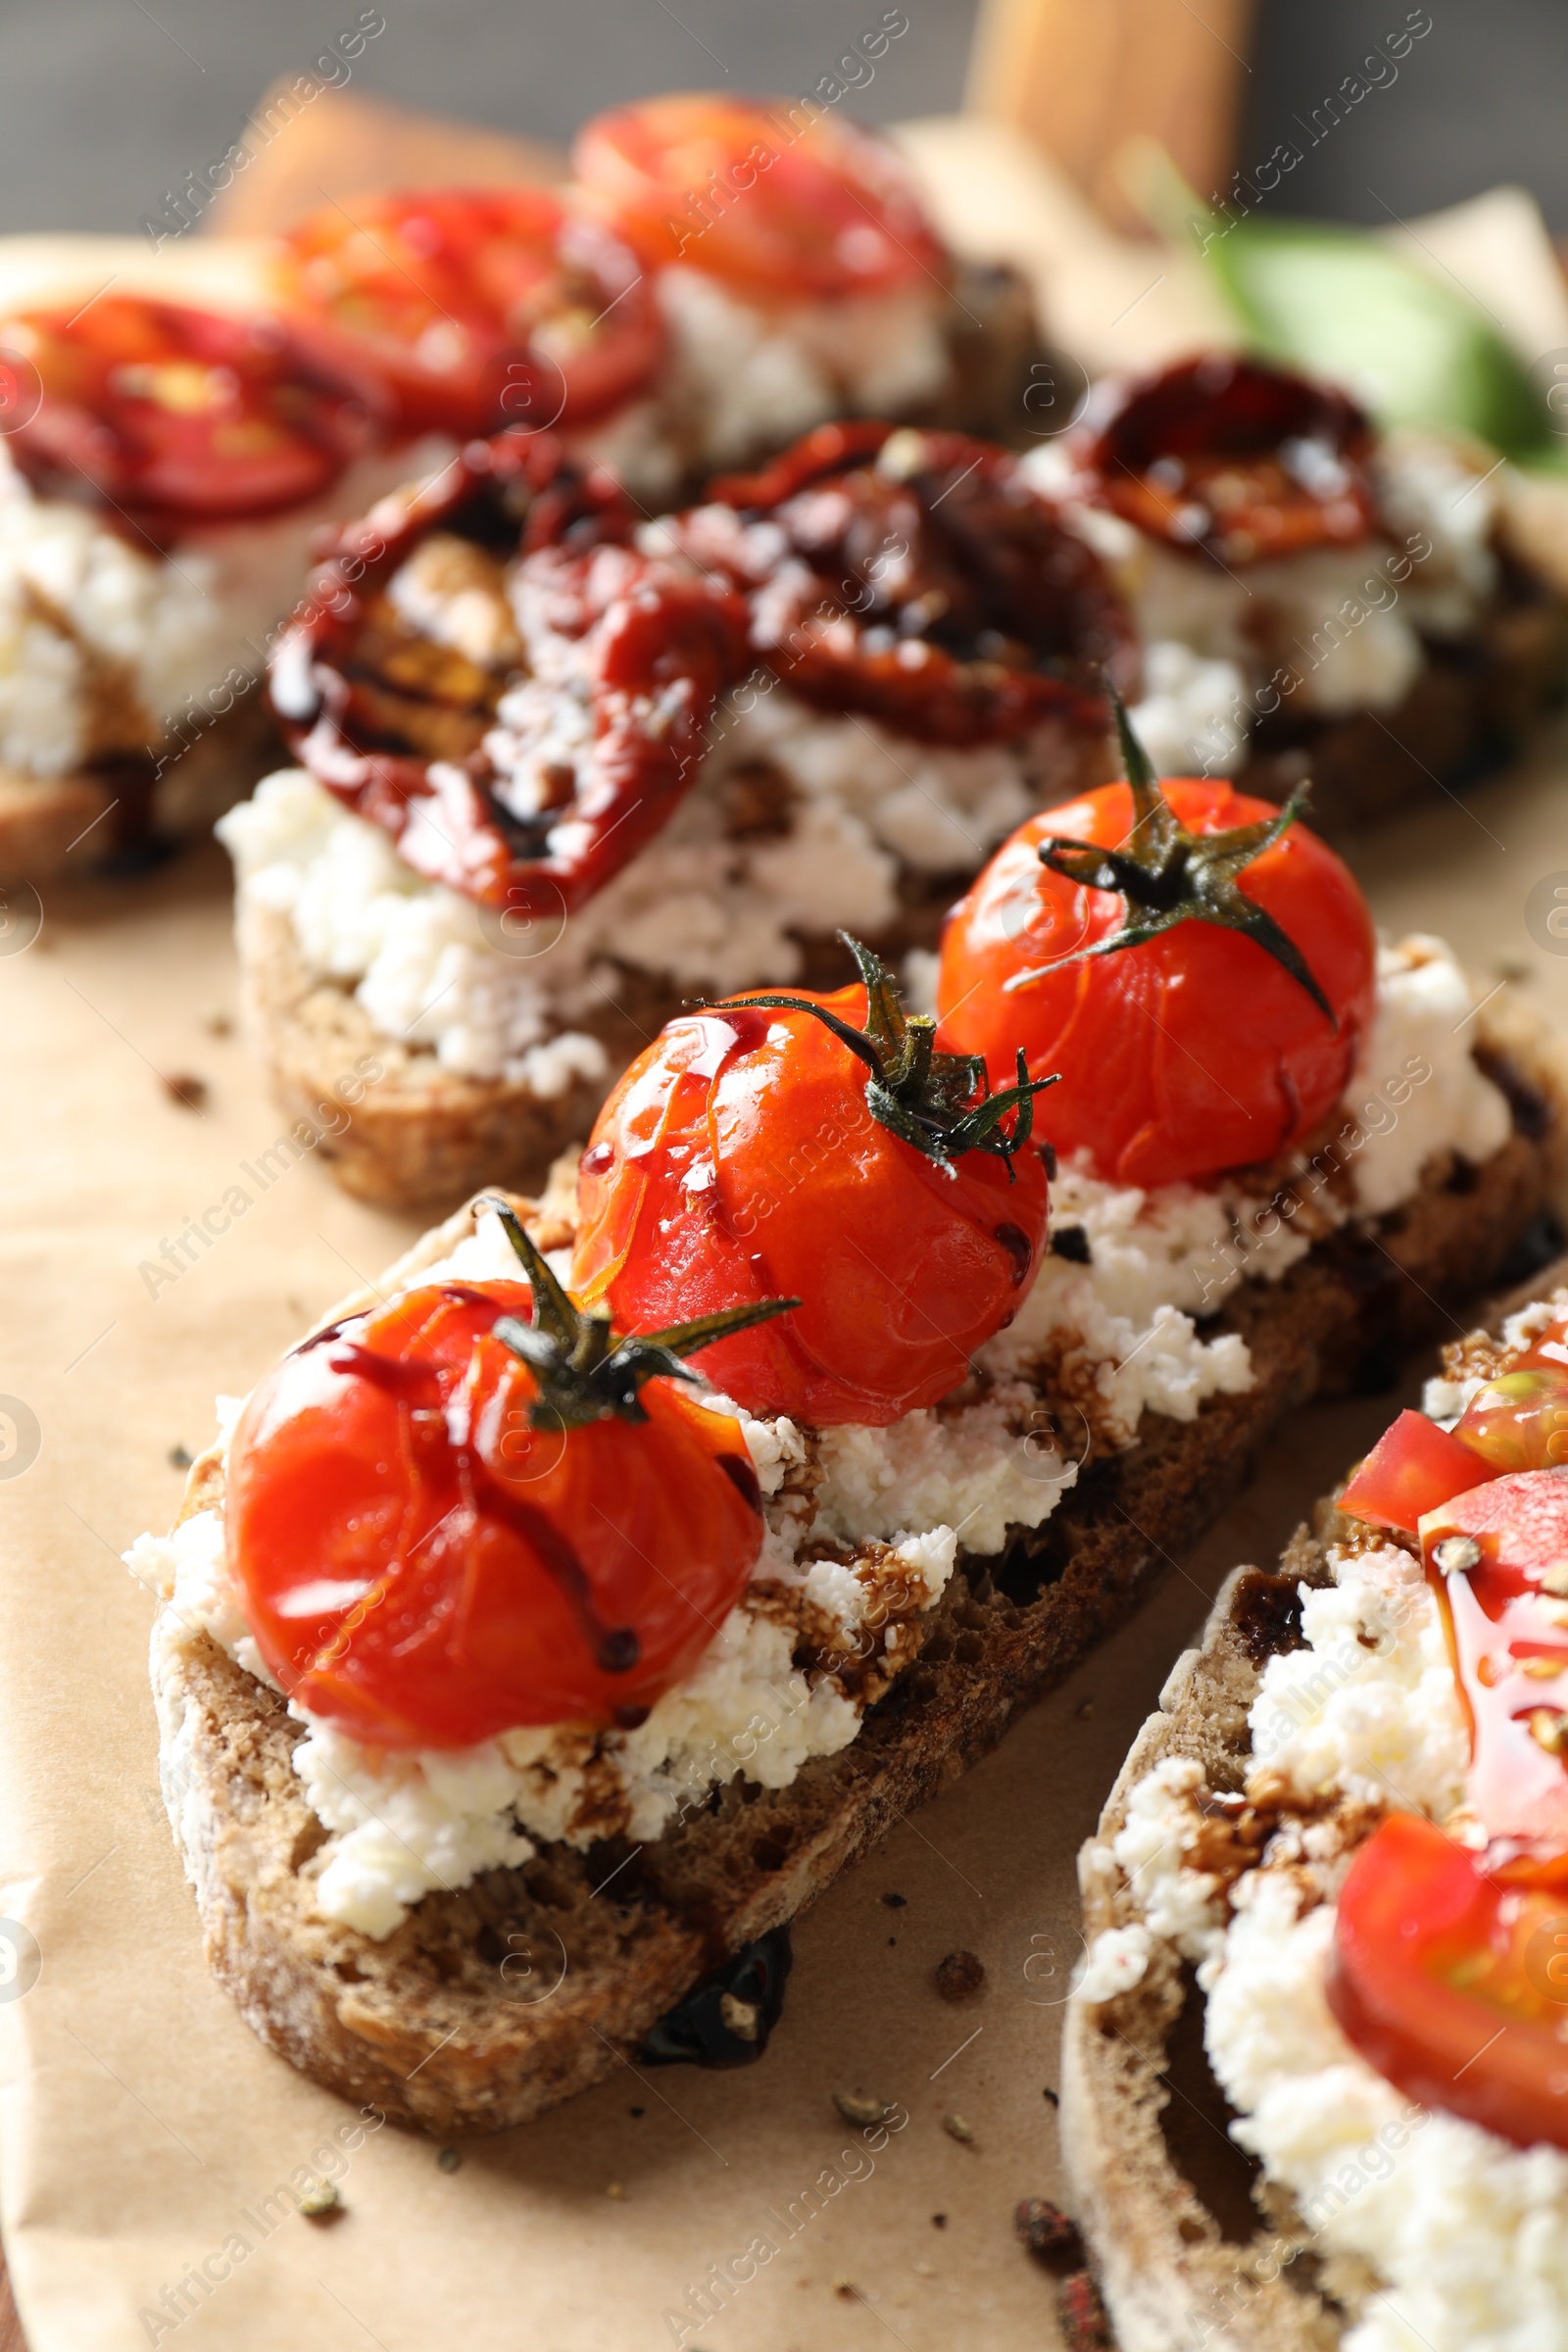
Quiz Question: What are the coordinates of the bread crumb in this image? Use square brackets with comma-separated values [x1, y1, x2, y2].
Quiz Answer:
[942, 2113, 975, 2144]
[1057, 2269, 1111, 2351]
[834, 2089, 889, 2127]
[934, 1948, 985, 2000]
[202, 1009, 233, 1037]
[161, 1071, 208, 1111]
[297, 2179, 338, 2219]
[167, 1445, 192, 1470]
[607, 2181, 627, 2201]
[1013, 2197, 1080, 2263]
[719, 1990, 760, 2041]
[436, 2147, 461, 2174]
[881, 1891, 907, 1908]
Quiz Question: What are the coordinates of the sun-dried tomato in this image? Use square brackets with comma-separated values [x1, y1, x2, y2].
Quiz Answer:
[671, 420, 1131, 746]
[1079, 354, 1376, 568]
[270, 430, 749, 915]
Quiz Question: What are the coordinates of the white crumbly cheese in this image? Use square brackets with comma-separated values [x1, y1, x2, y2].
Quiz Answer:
[134, 924, 1517, 1935]
[1023, 425, 1502, 760]
[1207, 1875, 1568, 2352]
[655, 268, 952, 469]
[1076, 1923, 1154, 2002]
[1107, 1754, 1228, 1961]
[1371, 426, 1501, 638]
[0, 441, 450, 778]
[977, 937, 1507, 1450]
[978, 1161, 1268, 1451]
[813, 1386, 1066, 1557]
[1246, 1542, 1469, 1816]
[1097, 1523, 1567, 2352]
[1347, 936, 1512, 1217]
[1126, 638, 1252, 778]
[219, 675, 1049, 1085]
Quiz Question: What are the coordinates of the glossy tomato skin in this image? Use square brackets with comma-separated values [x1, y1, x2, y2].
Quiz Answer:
[276, 186, 662, 439]
[226, 1280, 764, 1749]
[1419, 1470, 1568, 1852]
[570, 992, 1049, 1427]
[1328, 1811, 1568, 2152]
[2, 296, 377, 520]
[1338, 1409, 1500, 1534]
[573, 94, 948, 301]
[936, 780, 1376, 1189]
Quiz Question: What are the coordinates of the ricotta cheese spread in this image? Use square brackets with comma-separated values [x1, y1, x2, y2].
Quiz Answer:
[654, 268, 954, 473]
[1078, 1508, 1567, 2350]
[217, 676, 1056, 1087]
[129, 939, 1513, 1941]
[0, 438, 452, 782]
[1022, 426, 1505, 773]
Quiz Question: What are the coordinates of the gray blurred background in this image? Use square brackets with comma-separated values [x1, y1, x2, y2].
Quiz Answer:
[2, 0, 1565, 237]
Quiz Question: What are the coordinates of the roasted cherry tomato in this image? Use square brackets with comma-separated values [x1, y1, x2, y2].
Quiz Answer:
[936, 705, 1376, 1188]
[571, 939, 1052, 1427]
[669, 419, 1132, 746]
[1329, 1810, 1568, 2152]
[573, 93, 948, 301]
[1079, 354, 1376, 567]
[271, 431, 749, 916]
[1420, 1470, 1568, 1851]
[276, 185, 662, 439]
[0, 295, 376, 520]
[1338, 1408, 1500, 1534]
[226, 1206, 793, 1747]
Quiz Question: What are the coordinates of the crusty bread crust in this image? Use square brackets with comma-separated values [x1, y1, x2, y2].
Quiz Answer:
[1060, 1249, 1568, 2352]
[1236, 590, 1568, 837]
[0, 693, 280, 887]
[148, 1010, 1568, 2136]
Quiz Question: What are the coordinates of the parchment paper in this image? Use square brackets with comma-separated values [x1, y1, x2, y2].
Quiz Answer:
[4, 99, 1568, 2352]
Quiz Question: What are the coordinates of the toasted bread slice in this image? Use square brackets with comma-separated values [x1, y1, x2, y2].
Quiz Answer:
[147, 1006, 1567, 2136]
[231, 801, 1121, 1214]
[0, 695, 280, 888]
[1060, 1251, 1568, 2352]
[1235, 589, 1568, 836]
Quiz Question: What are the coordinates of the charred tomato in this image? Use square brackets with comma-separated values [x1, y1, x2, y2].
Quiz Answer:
[665, 419, 1132, 746]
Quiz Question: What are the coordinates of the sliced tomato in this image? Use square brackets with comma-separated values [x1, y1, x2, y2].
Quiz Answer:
[573, 93, 948, 301]
[1420, 1470, 1568, 1850]
[1338, 1409, 1500, 1534]
[276, 185, 662, 438]
[0, 295, 376, 520]
[1328, 1811, 1568, 2151]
